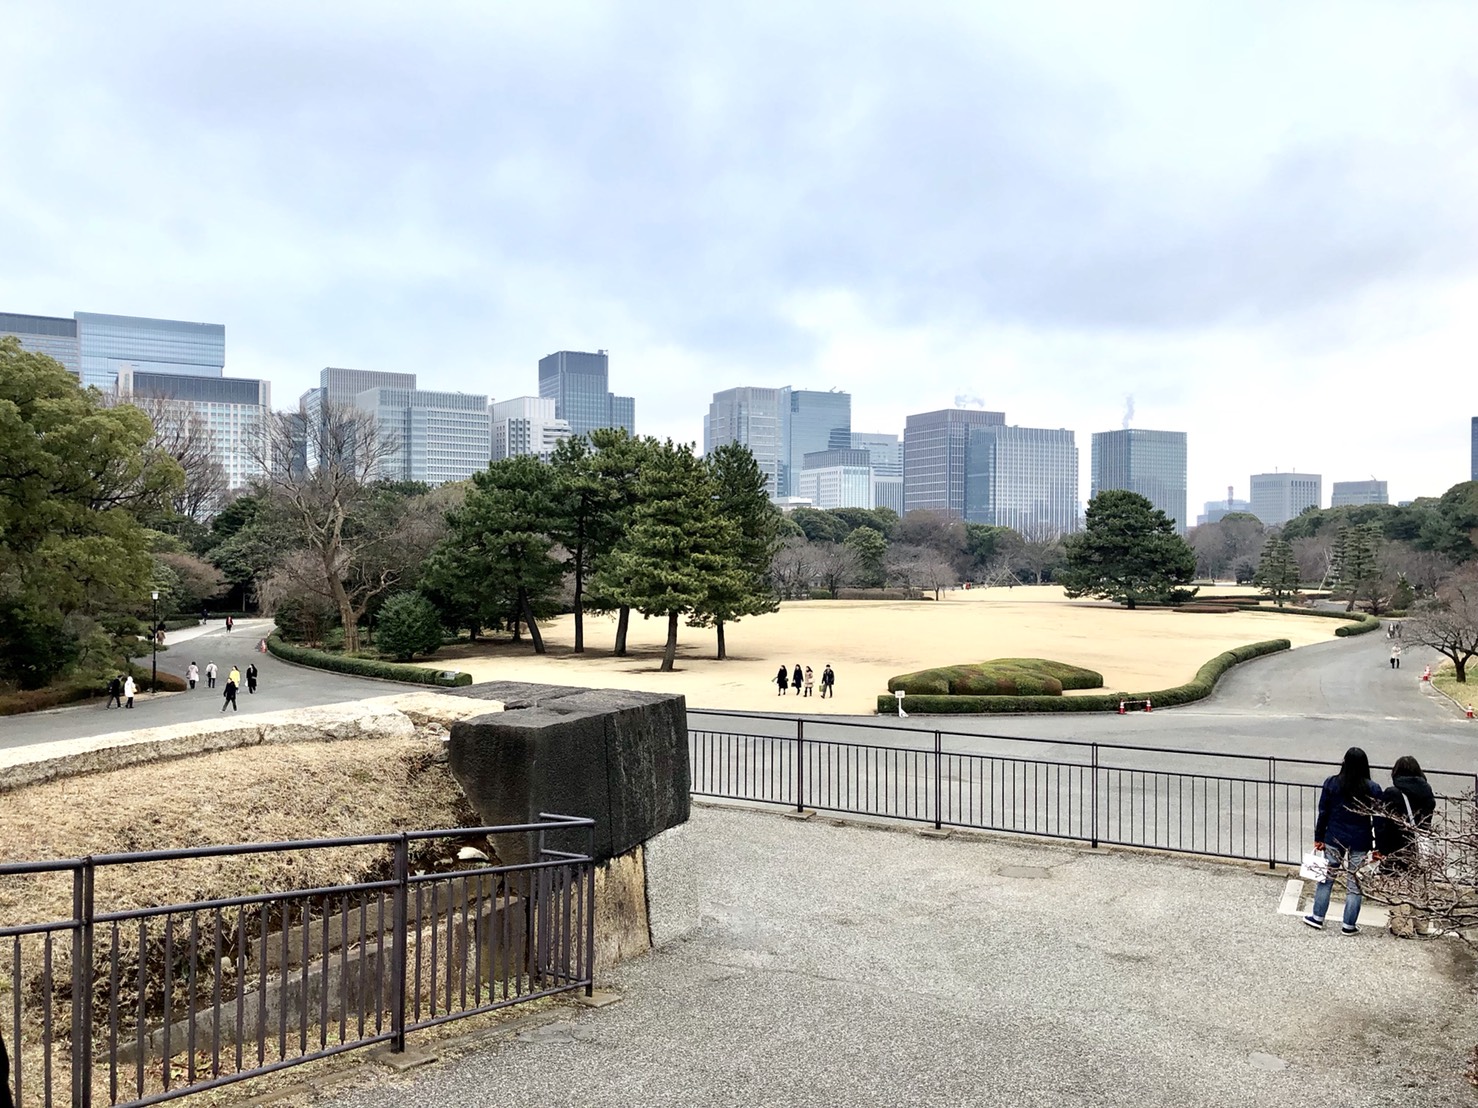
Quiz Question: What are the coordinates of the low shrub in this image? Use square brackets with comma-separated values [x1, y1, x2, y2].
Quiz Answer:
[835, 588, 920, 600]
[266, 635, 472, 686]
[1333, 613, 1382, 637]
[877, 639, 1290, 714]
[0, 669, 187, 716]
[888, 658, 1103, 697]
[809, 589, 834, 600]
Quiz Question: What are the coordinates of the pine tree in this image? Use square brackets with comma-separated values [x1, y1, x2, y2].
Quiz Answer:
[1058, 490, 1197, 609]
[689, 442, 781, 659]
[597, 440, 735, 671]
[584, 429, 655, 656]
[549, 436, 625, 654]
[1253, 536, 1299, 607]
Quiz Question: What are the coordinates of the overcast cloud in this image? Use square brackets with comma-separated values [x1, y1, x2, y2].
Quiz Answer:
[3, 1, 1475, 508]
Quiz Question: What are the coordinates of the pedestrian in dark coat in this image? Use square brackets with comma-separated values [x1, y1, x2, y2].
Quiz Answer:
[1304, 746, 1383, 934]
[820, 664, 835, 699]
[791, 664, 803, 693]
[1374, 756, 1437, 870]
[775, 666, 789, 695]
[221, 677, 238, 712]
[106, 675, 123, 709]
[246, 663, 258, 694]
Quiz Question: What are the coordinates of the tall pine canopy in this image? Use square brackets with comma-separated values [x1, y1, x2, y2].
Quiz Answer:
[1059, 490, 1197, 609]
[689, 442, 781, 658]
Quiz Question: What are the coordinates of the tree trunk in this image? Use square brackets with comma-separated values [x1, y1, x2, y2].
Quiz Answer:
[661, 610, 679, 671]
[716, 620, 726, 660]
[521, 590, 546, 655]
[324, 550, 359, 653]
[1125, 598, 1136, 611]
[1457, 657, 1468, 683]
[615, 606, 631, 656]
[573, 545, 585, 654]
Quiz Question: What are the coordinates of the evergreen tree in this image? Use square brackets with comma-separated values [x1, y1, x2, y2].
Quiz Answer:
[585, 429, 656, 656]
[431, 456, 563, 653]
[597, 440, 734, 671]
[1058, 490, 1197, 609]
[1253, 535, 1299, 607]
[843, 526, 888, 588]
[549, 435, 623, 654]
[376, 592, 444, 661]
[689, 443, 781, 659]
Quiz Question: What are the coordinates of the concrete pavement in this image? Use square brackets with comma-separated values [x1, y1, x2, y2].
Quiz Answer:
[322, 806, 1478, 1108]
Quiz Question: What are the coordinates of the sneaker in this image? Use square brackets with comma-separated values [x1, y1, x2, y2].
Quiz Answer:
[1303, 915, 1325, 930]
[1340, 925, 1359, 936]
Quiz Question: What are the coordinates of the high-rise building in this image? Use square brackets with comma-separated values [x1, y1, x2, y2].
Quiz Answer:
[1331, 480, 1388, 507]
[787, 390, 851, 494]
[850, 432, 902, 477]
[1196, 498, 1252, 525]
[705, 387, 791, 498]
[1090, 429, 1189, 533]
[0, 311, 81, 374]
[352, 387, 491, 485]
[902, 408, 1006, 516]
[964, 425, 1079, 533]
[115, 367, 271, 496]
[797, 449, 874, 510]
[491, 396, 572, 462]
[76, 312, 225, 391]
[1249, 472, 1322, 526]
[873, 478, 904, 515]
[319, 367, 417, 406]
[537, 350, 635, 439]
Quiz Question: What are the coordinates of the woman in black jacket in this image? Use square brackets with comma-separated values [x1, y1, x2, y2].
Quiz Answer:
[1305, 746, 1383, 935]
[1374, 755, 1437, 870]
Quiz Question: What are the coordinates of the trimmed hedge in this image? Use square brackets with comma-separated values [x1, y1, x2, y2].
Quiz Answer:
[877, 638, 1291, 714]
[267, 635, 473, 686]
[0, 669, 187, 716]
[888, 658, 1104, 698]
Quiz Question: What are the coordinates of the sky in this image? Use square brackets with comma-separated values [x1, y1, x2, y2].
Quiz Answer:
[2, 1, 1476, 512]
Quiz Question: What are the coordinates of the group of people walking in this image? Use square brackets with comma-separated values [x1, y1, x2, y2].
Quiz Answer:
[775, 663, 835, 698]
[110, 661, 258, 711]
[1304, 746, 1436, 935]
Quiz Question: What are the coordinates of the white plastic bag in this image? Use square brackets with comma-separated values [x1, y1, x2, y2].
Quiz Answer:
[1299, 850, 1328, 882]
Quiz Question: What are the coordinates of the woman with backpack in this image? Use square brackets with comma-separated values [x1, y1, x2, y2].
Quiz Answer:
[1304, 746, 1383, 935]
[1375, 756, 1437, 870]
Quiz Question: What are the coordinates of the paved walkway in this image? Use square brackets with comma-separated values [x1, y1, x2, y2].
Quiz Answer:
[323, 806, 1478, 1108]
[0, 620, 390, 753]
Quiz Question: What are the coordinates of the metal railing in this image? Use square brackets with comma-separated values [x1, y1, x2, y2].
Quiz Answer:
[0, 815, 595, 1107]
[689, 714, 1478, 868]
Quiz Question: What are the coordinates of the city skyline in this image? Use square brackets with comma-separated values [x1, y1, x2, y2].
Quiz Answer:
[2, 4, 1476, 508]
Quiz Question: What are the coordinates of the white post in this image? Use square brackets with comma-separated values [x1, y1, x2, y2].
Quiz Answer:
[894, 689, 908, 718]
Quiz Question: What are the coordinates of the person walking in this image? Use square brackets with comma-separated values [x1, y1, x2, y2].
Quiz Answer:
[791, 664, 803, 695]
[820, 664, 835, 699]
[186, 662, 199, 690]
[803, 666, 815, 697]
[106, 674, 124, 709]
[228, 664, 241, 689]
[1304, 746, 1383, 934]
[1390, 644, 1401, 670]
[123, 674, 136, 709]
[226, 615, 234, 633]
[221, 674, 239, 712]
[206, 661, 218, 689]
[245, 662, 258, 695]
[775, 665, 790, 696]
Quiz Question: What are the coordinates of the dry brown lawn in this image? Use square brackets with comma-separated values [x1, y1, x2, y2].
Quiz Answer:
[440, 586, 1337, 714]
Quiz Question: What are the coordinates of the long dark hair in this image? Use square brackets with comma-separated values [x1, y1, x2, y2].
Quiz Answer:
[1337, 747, 1372, 794]
[1392, 755, 1425, 780]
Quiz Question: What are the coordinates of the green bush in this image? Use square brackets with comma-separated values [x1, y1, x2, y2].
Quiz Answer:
[877, 639, 1290, 714]
[1333, 613, 1382, 636]
[887, 658, 1103, 698]
[375, 592, 444, 661]
[809, 589, 834, 600]
[266, 635, 472, 686]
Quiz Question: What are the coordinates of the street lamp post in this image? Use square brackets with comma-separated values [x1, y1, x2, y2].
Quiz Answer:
[151, 590, 160, 694]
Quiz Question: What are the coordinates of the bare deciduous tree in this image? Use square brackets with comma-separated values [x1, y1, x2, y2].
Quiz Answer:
[1359, 794, 1478, 943]
[1291, 535, 1333, 588]
[115, 394, 231, 521]
[771, 537, 818, 600]
[814, 542, 861, 598]
[1010, 521, 1065, 585]
[1407, 566, 1478, 683]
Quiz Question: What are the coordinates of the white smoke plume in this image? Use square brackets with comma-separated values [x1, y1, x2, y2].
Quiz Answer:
[1122, 394, 1135, 430]
[954, 393, 986, 408]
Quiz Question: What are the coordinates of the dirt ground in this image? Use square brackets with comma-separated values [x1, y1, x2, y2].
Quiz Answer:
[440, 586, 1337, 714]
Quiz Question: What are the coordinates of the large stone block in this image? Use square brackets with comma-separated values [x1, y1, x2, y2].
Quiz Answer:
[447, 684, 689, 864]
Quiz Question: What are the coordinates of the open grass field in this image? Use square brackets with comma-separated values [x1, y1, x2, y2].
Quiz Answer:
[434, 586, 1339, 714]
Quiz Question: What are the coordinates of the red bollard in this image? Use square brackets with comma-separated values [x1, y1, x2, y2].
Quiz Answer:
[1118, 701, 1126, 715]
[1467, 704, 1474, 720]
[1144, 698, 1152, 713]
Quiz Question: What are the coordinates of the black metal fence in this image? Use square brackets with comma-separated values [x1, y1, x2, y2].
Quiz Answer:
[689, 715, 1478, 868]
[0, 815, 595, 1107]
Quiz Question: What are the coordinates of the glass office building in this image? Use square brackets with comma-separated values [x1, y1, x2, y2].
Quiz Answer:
[1090, 429, 1188, 533]
[538, 350, 635, 439]
[0, 312, 81, 374]
[965, 425, 1079, 533]
[787, 390, 851, 496]
[902, 409, 1006, 516]
[116, 367, 270, 495]
[354, 387, 492, 486]
[1249, 472, 1322, 526]
[76, 312, 225, 390]
[705, 386, 791, 498]
[1331, 480, 1388, 507]
[797, 449, 874, 510]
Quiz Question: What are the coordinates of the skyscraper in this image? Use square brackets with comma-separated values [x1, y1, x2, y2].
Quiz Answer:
[705, 387, 790, 498]
[1249, 472, 1322, 526]
[1331, 480, 1388, 507]
[1090, 429, 1189, 533]
[537, 350, 635, 439]
[75, 312, 225, 390]
[965, 425, 1079, 533]
[0, 311, 80, 374]
[787, 390, 851, 495]
[796, 449, 874, 510]
[115, 367, 270, 496]
[491, 396, 572, 461]
[902, 408, 1006, 516]
[352, 386, 491, 485]
[851, 431, 903, 513]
